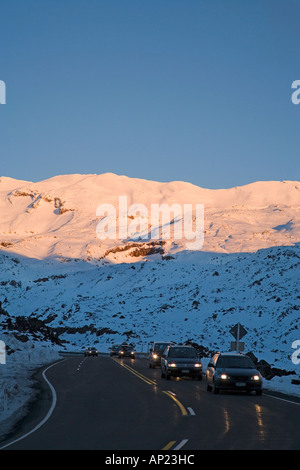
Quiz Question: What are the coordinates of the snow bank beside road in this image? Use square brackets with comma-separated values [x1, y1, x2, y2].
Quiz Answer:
[0, 337, 60, 438]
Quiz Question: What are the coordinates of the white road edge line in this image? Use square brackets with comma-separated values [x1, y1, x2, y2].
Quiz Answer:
[263, 392, 300, 406]
[173, 439, 188, 450]
[0, 358, 66, 450]
[187, 407, 196, 416]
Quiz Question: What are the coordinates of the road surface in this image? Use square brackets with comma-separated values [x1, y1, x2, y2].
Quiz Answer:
[1, 354, 300, 450]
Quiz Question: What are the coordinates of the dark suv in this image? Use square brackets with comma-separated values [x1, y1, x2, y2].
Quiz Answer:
[206, 352, 263, 395]
[119, 344, 135, 359]
[84, 347, 98, 357]
[149, 341, 175, 368]
[161, 345, 202, 380]
[110, 345, 120, 356]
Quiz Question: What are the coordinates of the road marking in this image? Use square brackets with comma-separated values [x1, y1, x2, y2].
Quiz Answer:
[74, 357, 87, 373]
[112, 357, 156, 386]
[0, 358, 65, 450]
[112, 359, 190, 418]
[162, 440, 176, 450]
[173, 439, 189, 450]
[162, 391, 188, 416]
[263, 392, 300, 406]
[187, 407, 196, 416]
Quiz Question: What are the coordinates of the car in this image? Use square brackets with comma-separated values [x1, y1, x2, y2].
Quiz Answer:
[84, 347, 98, 357]
[161, 345, 202, 380]
[110, 345, 120, 356]
[205, 352, 263, 395]
[148, 341, 175, 368]
[119, 344, 135, 359]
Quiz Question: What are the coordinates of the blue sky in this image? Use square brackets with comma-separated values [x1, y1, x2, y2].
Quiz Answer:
[0, 0, 299, 189]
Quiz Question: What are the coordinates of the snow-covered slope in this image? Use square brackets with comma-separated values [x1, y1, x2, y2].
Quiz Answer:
[0, 243, 299, 367]
[0, 173, 299, 261]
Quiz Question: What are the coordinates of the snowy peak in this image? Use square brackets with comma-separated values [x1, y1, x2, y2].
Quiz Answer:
[0, 174, 299, 262]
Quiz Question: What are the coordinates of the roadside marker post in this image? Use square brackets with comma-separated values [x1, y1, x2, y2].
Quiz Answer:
[230, 323, 247, 353]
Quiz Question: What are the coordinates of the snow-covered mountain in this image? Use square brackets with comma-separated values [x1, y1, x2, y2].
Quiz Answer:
[0, 172, 299, 359]
[0, 173, 299, 261]
[0, 174, 299, 429]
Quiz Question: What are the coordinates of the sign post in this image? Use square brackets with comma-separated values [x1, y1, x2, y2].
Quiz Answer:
[229, 323, 247, 353]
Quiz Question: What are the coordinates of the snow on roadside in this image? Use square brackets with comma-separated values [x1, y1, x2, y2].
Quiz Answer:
[0, 336, 60, 437]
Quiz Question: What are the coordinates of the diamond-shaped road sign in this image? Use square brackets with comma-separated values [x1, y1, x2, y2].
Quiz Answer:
[230, 323, 247, 340]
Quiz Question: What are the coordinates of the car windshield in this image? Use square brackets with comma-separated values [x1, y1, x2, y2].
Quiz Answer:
[216, 356, 255, 369]
[154, 343, 169, 351]
[168, 347, 197, 358]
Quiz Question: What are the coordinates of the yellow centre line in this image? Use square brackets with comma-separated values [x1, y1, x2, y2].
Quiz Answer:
[162, 440, 176, 450]
[162, 390, 188, 416]
[112, 358, 188, 415]
[112, 357, 156, 385]
[111, 357, 189, 450]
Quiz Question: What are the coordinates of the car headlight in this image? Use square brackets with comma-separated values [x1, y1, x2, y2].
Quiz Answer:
[194, 363, 201, 368]
[220, 373, 230, 380]
[169, 362, 177, 367]
[120, 351, 124, 354]
[251, 374, 261, 381]
[152, 353, 158, 359]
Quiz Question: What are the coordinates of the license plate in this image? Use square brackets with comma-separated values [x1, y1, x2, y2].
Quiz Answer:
[181, 369, 189, 373]
[236, 382, 246, 387]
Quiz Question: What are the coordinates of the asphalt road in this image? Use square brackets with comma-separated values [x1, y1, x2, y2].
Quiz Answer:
[1, 354, 300, 450]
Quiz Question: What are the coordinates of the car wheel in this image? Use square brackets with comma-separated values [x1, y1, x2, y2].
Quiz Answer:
[206, 374, 212, 391]
[161, 370, 165, 378]
[256, 389, 262, 396]
[196, 375, 202, 381]
[213, 382, 219, 394]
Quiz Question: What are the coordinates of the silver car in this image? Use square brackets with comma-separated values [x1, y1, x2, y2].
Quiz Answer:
[149, 341, 175, 368]
[206, 352, 263, 395]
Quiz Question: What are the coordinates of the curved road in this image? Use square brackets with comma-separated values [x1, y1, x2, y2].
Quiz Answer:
[1, 354, 300, 450]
